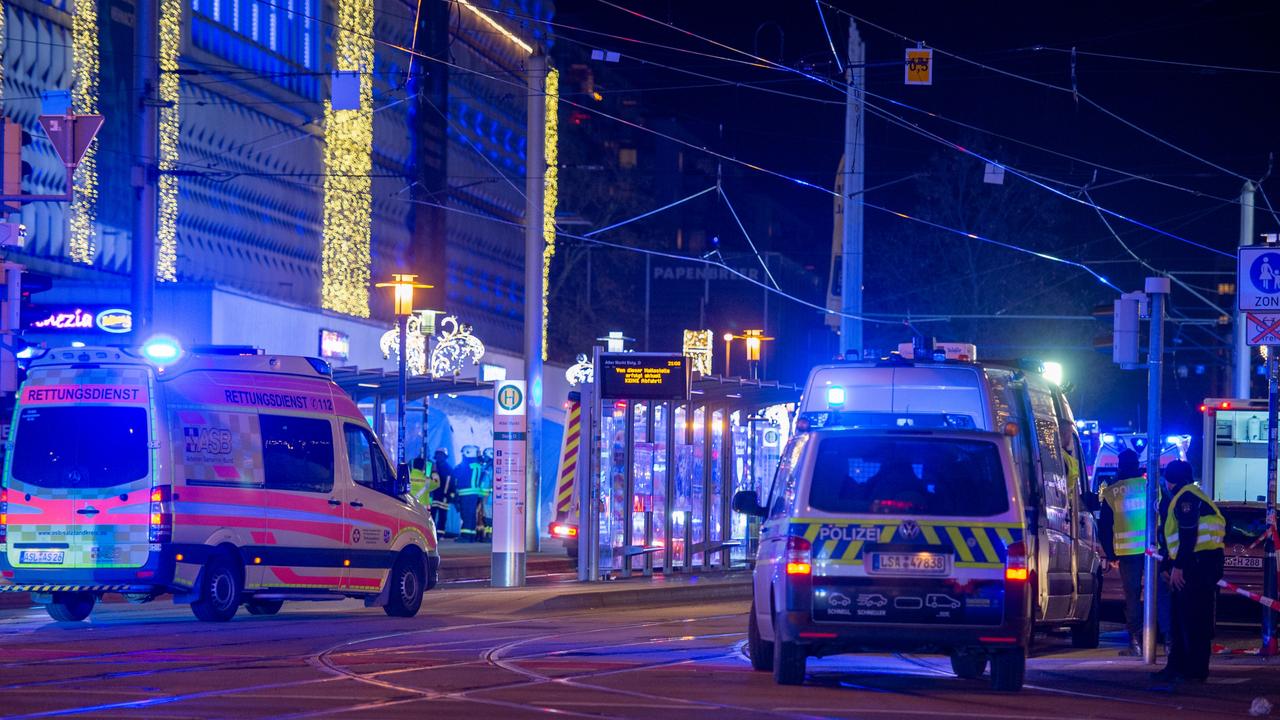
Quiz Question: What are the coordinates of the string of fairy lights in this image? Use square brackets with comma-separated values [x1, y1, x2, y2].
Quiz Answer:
[320, 0, 375, 317]
[541, 68, 560, 361]
[68, 0, 98, 265]
[156, 0, 182, 282]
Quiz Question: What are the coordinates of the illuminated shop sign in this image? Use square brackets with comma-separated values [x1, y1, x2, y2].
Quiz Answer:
[319, 328, 350, 361]
[24, 306, 133, 334]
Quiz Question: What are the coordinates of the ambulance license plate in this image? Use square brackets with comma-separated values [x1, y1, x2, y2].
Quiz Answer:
[869, 552, 949, 575]
[20, 550, 65, 565]
[1224, 555, 1263, 569]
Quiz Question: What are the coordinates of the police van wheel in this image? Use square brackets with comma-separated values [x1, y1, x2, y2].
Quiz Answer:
[989, 648, 1025, 691]
[949, 649, 987, 679]
[1070, 591, 1101, 649]
[747, 602, 774, 671]
[384, 554, 425, 618]
[245, 599, 284, 616]
[45, 592, 95, 622]
[192, 555, 242, 622]
[772, 623, 807, 687]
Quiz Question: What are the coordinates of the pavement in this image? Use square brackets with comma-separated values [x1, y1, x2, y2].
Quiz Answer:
[0, 579, 1276, 719]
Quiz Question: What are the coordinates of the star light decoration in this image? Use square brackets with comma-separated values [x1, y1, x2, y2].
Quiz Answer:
[321, 0, 374, 316]
[430, 316, 486, 377]
[565, 353, 593, 386]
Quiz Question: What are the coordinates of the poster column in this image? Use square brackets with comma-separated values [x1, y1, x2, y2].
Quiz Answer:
[492, 380, 528, 587]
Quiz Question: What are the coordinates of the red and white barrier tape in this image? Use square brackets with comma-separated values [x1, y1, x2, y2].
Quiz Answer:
[1218, 578, 1280, 610]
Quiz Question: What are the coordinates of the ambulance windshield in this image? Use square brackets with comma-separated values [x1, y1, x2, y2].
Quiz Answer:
[809, 436, 1008, 516]
[10, 406, 149, 488]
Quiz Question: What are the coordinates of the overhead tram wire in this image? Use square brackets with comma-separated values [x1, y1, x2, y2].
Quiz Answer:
[1031, 46, 1280, 77]
[266, 0, 1125, 293]
[579, 2, 1242, 260]
[815, 1, 1280, 225]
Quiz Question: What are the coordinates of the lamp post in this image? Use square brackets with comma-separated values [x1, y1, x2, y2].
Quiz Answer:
[376, 274, 433, 489]
[722, 333, 734, 376]
[724, 330, 774, 379]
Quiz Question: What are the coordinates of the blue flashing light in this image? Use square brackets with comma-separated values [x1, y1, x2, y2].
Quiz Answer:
[1165, 435, 1184, 446]
[141, 336, 183, 366]
[1101, 433, 1117, 444]
[826, 385, 846, 407]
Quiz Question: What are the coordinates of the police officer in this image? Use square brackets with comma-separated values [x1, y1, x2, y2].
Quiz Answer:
[1099, 448, 1147, 657]
[1152, 460, 1225, 684]
[429, 449, 454, 537]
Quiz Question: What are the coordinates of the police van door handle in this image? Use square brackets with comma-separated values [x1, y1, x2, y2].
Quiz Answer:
[349, 500, 364, 508]
[328, 498, 342, 507]
[76, 506, 100, 516]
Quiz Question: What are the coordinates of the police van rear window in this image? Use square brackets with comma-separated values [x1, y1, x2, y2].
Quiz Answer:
[11, 406, 149, 489]
[809, 436, 1008, 516]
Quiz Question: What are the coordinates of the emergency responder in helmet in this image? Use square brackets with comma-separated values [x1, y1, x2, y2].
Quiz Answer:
[430, 449, 455, 537]
[455, 446, 486, 543]
[1099, 448, 1147, 657]
[1152, 459, 1224, 684]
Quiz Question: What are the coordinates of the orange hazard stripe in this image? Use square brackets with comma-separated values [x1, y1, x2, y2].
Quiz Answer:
[554, 401, 582, 516]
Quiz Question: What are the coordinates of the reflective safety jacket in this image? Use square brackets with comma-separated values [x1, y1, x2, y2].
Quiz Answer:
[1100, 474, 1148, 557]
[409, 468, 437, 505]
[1164, 483, 1225, 563]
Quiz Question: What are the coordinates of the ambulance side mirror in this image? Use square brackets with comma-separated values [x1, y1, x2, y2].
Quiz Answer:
[732, 490, 765, 517]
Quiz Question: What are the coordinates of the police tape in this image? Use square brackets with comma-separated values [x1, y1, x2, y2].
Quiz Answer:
[1218, 579, 1279, 611]
[1145, 547, 1163, 560]
[1247, 513, 1279, 552]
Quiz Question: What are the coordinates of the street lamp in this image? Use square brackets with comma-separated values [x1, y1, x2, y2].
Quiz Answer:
[722, 332, 734, 376]
[724, 330, 774, 379]
[376, 273, 433, 489]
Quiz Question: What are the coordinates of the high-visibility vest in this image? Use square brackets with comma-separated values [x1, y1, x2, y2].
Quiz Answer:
[1164, 483, 1225, 560]
[1101, 475, 1148, 557]
[409, 469, 431, 503]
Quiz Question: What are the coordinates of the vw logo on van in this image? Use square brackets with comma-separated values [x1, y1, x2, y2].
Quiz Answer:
[899, 519, 921, 539]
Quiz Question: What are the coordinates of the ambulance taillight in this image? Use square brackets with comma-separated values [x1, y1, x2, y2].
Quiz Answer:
[549, 522, 578, 539]
[0, 488, 7, 545]
[149, 486, 173, 543]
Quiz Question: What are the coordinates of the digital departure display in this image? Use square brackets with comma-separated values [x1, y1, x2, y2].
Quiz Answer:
[599, 353, 690, 400]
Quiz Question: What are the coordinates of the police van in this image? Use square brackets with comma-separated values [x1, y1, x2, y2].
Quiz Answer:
[733, 345, 1101, 691]
[0, 342, 440, 622]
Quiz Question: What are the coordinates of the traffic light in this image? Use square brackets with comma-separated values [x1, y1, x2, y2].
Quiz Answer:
[1093, 293, 1145, 367]
[1, 118, 33, 212]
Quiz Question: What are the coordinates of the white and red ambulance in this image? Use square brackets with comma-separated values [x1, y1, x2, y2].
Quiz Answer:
[0, 341, 439, 622]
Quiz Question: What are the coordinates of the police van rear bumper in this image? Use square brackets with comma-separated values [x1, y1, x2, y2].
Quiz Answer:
[774, 609, 1030, 653]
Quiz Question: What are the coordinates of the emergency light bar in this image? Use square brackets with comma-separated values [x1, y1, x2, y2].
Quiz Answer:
[798, 411, 976, 432]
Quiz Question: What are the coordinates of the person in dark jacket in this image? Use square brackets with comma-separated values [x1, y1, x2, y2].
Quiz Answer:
[429, 449, 454, 537]
[1098, 449, 1148, 656]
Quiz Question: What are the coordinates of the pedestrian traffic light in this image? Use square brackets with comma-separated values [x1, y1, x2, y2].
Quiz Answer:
[1113, 294, 1142, 366]
[1, 118, 33, 212]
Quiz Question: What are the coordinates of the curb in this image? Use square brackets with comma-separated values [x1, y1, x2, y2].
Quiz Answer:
[525, 579, 752, 612]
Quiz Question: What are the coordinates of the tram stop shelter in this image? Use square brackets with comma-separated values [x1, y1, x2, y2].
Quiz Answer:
[577, 351, 800, 582]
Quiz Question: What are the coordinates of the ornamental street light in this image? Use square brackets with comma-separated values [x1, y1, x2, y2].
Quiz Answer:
[724, 330, 774, 379]
[376, 273, 433, 489]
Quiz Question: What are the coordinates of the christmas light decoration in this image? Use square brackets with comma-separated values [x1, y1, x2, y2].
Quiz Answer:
[456, 0, 533, 54]
[565, 353, 593, 386]
[380, 315, 429, 376]
[321, 0, 374, 317]
[682, 329, 714, 376]
[540, 67, 559, 361]
[156, 0, 182, 281]
[430, 316, 486, 377]
[68, 0, 99, 264]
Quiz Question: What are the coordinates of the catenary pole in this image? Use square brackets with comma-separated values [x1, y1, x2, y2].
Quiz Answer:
[1143, 277, 1169, 664]
[1236, 181, 1256, 397]
[524, 53, 546, 555]
[838, 21, 865, 355]
[1265, 339, 1278, 655]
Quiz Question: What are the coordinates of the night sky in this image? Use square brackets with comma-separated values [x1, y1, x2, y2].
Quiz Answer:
[550, 0, 1280, 435]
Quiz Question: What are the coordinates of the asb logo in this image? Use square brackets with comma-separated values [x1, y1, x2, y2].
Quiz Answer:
[497, 384, 524, 412]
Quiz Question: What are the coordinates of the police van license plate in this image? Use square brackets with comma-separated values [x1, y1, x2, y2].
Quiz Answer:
[19, 550, 65, 565]
[869, 552, 949, 575]
[1224, 555, 1263, 569]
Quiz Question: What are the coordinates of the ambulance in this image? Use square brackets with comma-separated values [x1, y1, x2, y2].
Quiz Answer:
[0, 342, 439, 622]
[733, 344, 1101, 691]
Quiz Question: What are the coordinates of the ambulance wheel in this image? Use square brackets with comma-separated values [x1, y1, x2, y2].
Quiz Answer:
[384, 554, 425, 618]
[245, 599, 284, 616]
[949, 649, 987, 679]
[192, 555, 242, 622]
[990, 648, 1026, 692]
[45, 592, 95, 622]
[747, 602, 773, 671]
[1070, 591, 1101, 649]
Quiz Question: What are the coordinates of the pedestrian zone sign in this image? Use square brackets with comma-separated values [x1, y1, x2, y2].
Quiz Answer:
[1245, 313, 1280, 347]
[1238, 247, 1280, 311]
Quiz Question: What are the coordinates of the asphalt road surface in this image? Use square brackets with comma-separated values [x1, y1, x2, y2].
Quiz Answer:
[0, 587, 1275, 719]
